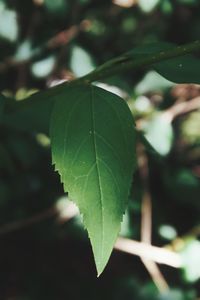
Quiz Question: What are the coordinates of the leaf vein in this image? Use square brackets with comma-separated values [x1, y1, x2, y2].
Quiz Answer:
[97, 93, 131, 159]
[91, 86, 104, 262]
[97, 158, 120, 196]
[94, 131, 124, 169]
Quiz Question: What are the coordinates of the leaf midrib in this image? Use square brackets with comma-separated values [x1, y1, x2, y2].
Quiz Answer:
[91, 86, 104, 264]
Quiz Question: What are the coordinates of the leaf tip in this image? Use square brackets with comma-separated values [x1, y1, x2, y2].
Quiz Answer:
[92, 239, 115, 277]
[96, 260, 107, 278]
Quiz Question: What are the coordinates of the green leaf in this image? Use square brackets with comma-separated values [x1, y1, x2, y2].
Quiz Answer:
[129, 42, 200, 84]
[50, 84, 136, 275]
[154, 55, 200, 84]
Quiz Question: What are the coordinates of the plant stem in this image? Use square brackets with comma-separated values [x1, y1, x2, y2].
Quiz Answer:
[115, 237, 182, 268]
[80, 40, 200, 83]
[0, 203, 182, 269]
[6, 40, 200, 113]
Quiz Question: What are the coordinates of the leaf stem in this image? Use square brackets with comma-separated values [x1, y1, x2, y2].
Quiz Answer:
[80, 40, 200, 83]
[5, 40, 200, 113]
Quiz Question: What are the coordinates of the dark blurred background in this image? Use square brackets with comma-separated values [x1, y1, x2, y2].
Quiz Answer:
[0, 0, 200, 299]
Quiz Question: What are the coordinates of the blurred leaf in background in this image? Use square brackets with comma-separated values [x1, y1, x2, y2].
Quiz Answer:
[0, 1, 18, 42]
[70, 46, 95, 77]
[44, 0, 68, 14]
[31, 56, 56, 78]
[138, 0, 160, 13]
[181, 239, 200, 283]
[144, 113, 174, 156]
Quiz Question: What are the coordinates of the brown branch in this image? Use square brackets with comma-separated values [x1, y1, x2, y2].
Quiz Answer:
[140, 192, 169, 292]
[0, 21, 89, 73]
[0, 202, 182, 270]
[113, 0, 138, 8]
[0, 200, 78, 236]
[138, 144, 169, 292]
[114, 237, 182, 268]
[163, 96, 200, 122]
[0, 207, 56, 235]
[33, 0, 44, 6]
[141, 192, 152, 244]
[47, 26, 79, 49]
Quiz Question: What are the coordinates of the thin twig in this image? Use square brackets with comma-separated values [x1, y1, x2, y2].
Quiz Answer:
[140, 259, 169, 292]
[0, 207, 56, 235]
[163, 96, 200, 123]
[138, 144, 169, 292]
[0, 203, 182, 269]
[114, 237, 182, 268]
[141, 191, 152, 243]
[6, 40, 200, 114]
[0, 22, 88, 73]
[81, 40, 200, 84]
[0, 201, 78, 236]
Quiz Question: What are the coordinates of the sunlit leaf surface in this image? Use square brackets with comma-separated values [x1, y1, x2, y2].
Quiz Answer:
[50, 84, 136, 275]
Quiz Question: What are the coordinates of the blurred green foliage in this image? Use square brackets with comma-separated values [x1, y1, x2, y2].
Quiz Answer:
[0, 0, 200, 299]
